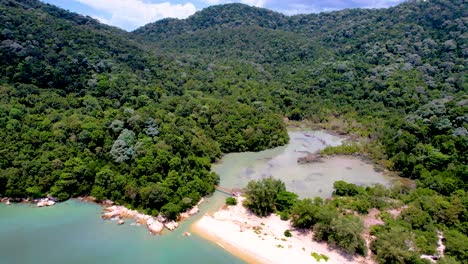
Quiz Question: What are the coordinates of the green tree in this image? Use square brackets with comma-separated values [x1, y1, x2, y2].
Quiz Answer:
[243, 177, 286, 216]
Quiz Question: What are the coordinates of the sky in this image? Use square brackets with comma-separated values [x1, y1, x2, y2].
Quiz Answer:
[40, 0, 406, 31]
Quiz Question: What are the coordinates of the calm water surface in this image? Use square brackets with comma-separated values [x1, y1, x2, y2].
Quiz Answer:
[214, 131, 393, 198]
[0, 130, 394, 264]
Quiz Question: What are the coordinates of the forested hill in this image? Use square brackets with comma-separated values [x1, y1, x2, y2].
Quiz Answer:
[134, 3, 289, 39]
[0, 0, 467, 261]
[0, 0, 288, 218]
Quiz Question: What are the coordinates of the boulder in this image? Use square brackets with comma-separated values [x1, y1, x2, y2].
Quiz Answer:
[196, 198, 205, 206]
[5, 200, 10, 205]
[37, 198, 55, 207]
[188, 206, 199, 216]
[46, 194, 58, 202]
[117, 220, 125, 225]
[179, 212, 190, 220]
[147, 218, 164, 234]
[164, 221, 179, 231]
[102, 200, 114, 206]
[157, 214, 166, 223]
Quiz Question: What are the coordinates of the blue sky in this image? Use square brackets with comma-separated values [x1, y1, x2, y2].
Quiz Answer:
[41, 0, 406, 31]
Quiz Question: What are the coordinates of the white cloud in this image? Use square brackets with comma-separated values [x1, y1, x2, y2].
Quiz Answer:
[241, 0, 267, 7]
[92, 15, 112, 25]
[352, 0, 404, 8]
[75, 0, 197, 30]
[202, 0, 267, 8]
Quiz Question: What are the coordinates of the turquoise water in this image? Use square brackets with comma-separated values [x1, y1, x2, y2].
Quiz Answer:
[0, 200, 244, 264]
[0, 130, 393, 264]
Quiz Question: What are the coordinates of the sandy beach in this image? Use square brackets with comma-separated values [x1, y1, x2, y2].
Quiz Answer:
[192, 197, 373, 264]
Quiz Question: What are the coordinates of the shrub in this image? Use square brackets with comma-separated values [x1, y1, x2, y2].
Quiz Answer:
[311, 252, 329, 262]
[226, 197, 237, 205]
[279, 211, 290, 221]
[284, 229, 292, 237]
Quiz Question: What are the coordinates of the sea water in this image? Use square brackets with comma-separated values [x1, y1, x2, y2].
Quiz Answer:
[0, 200, 244, 264]
[0, 130, 394, 264]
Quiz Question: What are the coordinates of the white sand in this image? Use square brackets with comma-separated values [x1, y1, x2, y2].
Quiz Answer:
[192, 197, 373, 264]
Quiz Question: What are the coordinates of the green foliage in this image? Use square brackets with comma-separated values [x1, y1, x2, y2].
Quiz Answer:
[290, 198, 322, 228]
[225, 197, 237, 206]
[321, 143, 364, 155]
[371, 226, 420, 263]
[315, 215, 368, 255]
[284, 229, 292, 237]
[310, 252, 329, 262]
[333, 181, 363, 196]
[275, 190, 298, 212]
[243, 177, 285, 216]
[279, 211, 290, 221]
[444, 229, 468, 262]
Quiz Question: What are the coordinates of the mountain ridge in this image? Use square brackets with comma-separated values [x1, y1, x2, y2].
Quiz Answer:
[0, 0, 466, 262]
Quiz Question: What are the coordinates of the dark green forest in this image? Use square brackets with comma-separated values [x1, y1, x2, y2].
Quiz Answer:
[0, 0, 466, 262]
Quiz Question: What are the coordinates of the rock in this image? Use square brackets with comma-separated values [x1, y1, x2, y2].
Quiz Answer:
[196, 198, 205, 206]
[5, 200, 10, 205]
[37, 198, 55, 207]
[183, 232, 191, 237]
[157, 214, 166, 223]
[188, 206, 199, 216]
[102, 206, 120, 219]
[102, 200, 114, 206]
[164, 221, 179, 231]
[179, 212, 190, 220]
[147, 218, 164, 234]
[101, 205, 165, 235]
[46, 194, 58, 202]
[78, 196, 96, 203]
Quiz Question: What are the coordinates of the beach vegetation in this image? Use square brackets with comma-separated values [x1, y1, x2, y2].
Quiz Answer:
[243, 177, 286, 216]
[311, 252, 329, 262]
[225, 197, 237, 206]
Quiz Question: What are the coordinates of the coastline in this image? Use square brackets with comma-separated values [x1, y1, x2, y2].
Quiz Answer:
[191, 197, 371, 264]
[0, 195, 204, 235]
[192, 217, 267, 264]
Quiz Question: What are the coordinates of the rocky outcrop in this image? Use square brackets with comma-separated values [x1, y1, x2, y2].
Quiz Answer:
[37, 198, 55, 207]
[164, 221, 179, 231]
[147, 218, 164, 234]
[102, 197, 206, 234]
[179, 198, 204, 221]
[420, 231, 445, 263]
[102, 205, 165, 234]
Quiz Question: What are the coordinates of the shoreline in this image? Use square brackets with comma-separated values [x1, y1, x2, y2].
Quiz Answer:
[192, 219, 267, 264]
[192, 197, 370, 264]
[0, 195, 204, 235]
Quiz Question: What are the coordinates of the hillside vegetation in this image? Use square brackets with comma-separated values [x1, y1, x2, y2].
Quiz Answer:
[0, 0, 466, 262]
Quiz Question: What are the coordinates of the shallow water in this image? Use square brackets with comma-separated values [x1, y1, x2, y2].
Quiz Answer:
[213, 131, 392, 198]
[0, 130, 393, 264]
[0, 201, 244, 264]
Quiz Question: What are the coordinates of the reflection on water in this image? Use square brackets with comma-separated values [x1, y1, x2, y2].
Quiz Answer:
[213, 131, 393, 199]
